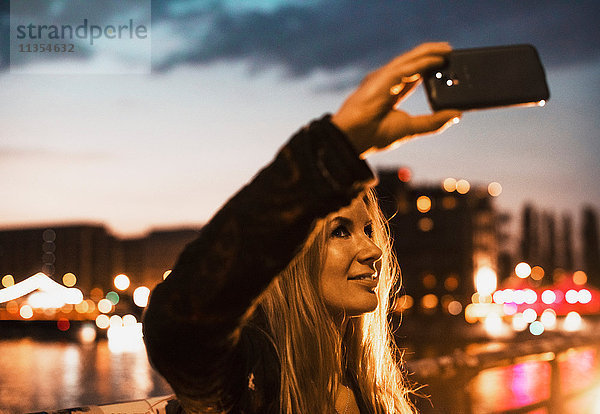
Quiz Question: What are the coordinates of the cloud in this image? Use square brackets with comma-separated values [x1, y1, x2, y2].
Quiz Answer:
[150, 0, 600, 75]
[2, 0, 599, 75]
[0, 146, 108, 162]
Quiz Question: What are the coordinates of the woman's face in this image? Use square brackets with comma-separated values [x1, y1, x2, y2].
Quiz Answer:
[319, 198, 383, 318]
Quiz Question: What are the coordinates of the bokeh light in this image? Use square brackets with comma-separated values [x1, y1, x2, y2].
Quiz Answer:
[573, 271, 588, 285]
[422, 273, 436, 289]
[515, 262, 532, 278]
[397, 167, 412, 182]
[578, 289, 592, 304]
[109, 315, 123, 328]
[122, 314, 137, 326]
[75, 300, 89, 313]
[6, 300, 19, 314]
[395, 295, 414, 312]
[512, 313, 528, 331]
[493, 290, 505, 304]
[421, 294, 438, 310]
[57, 318, 70, 331]
[443, 178, 457, 192]
[565, 289, 578, 304]
[524, 289, 537, 305]
[530, 266, 545, 281]
[529, 321, 544, 336]
[564, 312, 582, 332]
[475, 266, 497, 296]
[95, 314, 110, 329]
[541, 290, 557, 304]
[113, 274, 130, 291]
[503, 303, 518, 315]
[442, 196, 457, 210]
[416, 196, 432, 213]
[523, 308, 537, 323]
[487, 182, 502, 197]
[163, 270, 172, 280]
[42, 229, 56, 242]
[97, 298, 113, 314]
[62, 272, 77, 287]
[447, 300, 463, 315]
[20, 305, 33, 319]
[483, 314, 504, 337]
[133, 286, 150, 307]
[541, 309, 557, 329]
[456, 179, 470, 194]
[79, 323, 97, 343]
[90, 287, 104, 301]
[418, 217, 434, 232]
[2, 274, 15, 288]
[444, 275, 459, 291]
[106, 291, 119, 305]
[85, 299, 96, 313]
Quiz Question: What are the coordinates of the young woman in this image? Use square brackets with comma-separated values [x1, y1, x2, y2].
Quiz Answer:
[143, 42, 461, 414]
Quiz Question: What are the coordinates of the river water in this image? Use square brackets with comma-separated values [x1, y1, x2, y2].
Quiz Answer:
[1, 335, 599, 413]
[0, 338, 172, 413]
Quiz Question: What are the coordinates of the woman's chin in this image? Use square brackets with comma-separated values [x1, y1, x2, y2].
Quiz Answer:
[345, 297, 379, 317]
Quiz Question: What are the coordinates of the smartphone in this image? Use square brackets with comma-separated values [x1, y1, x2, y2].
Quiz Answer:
[424, 44, 550, 111]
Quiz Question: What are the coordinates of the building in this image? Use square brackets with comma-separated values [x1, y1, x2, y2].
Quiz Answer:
[0, 224, 200, 296]
[375, 168, 499, 316]
[0, 224, 118, 294]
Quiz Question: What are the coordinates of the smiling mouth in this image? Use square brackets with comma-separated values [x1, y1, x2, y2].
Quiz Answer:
[347, 274, 378, 292]
[347, 273, 376, 281]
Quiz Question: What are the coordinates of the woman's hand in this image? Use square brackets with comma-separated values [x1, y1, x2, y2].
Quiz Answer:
[331, 42, 462, 158]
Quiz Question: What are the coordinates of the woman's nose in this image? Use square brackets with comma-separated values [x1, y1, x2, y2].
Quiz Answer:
[358, 237, 382, 265]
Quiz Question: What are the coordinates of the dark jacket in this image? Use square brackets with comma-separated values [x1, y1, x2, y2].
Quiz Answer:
[143, 116, 376, 413]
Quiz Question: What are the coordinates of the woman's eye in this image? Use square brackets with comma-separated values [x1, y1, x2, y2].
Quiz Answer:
[364, 224, 373, 238]
[331, 225, 350, 238]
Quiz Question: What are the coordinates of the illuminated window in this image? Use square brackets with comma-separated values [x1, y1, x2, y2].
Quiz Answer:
[420, 294, 438, 311]
[444, 275, 459, 291]
[422, 273, 437, 289]
[416, 196, 432, 213]
[442, 196, 457, 210]
[447, 301, 462, 316]
[418, 218, 434, 232]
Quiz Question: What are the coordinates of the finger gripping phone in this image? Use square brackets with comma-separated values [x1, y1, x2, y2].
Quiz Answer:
[424, 44, 550, 111]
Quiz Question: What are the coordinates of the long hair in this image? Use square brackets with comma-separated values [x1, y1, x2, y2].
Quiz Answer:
[258, 189, 415, 413]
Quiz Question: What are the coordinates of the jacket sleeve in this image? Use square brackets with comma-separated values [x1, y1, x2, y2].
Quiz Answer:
[142, 115, 376, 405]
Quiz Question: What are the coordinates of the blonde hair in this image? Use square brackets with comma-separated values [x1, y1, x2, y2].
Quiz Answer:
[258, 189, 416, 413]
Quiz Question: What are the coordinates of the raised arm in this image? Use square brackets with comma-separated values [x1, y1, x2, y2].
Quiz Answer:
[142, 42, 461, 407]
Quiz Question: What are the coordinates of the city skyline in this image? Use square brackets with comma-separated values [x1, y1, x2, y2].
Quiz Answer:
[1, 1, 599, 237]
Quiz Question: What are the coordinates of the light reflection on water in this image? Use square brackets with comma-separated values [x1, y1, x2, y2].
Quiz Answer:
[468, 346, 600, 414]
[2, 336, 599, 413]
[470, 359, 551, 412]
[0, 338, 172, 413]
